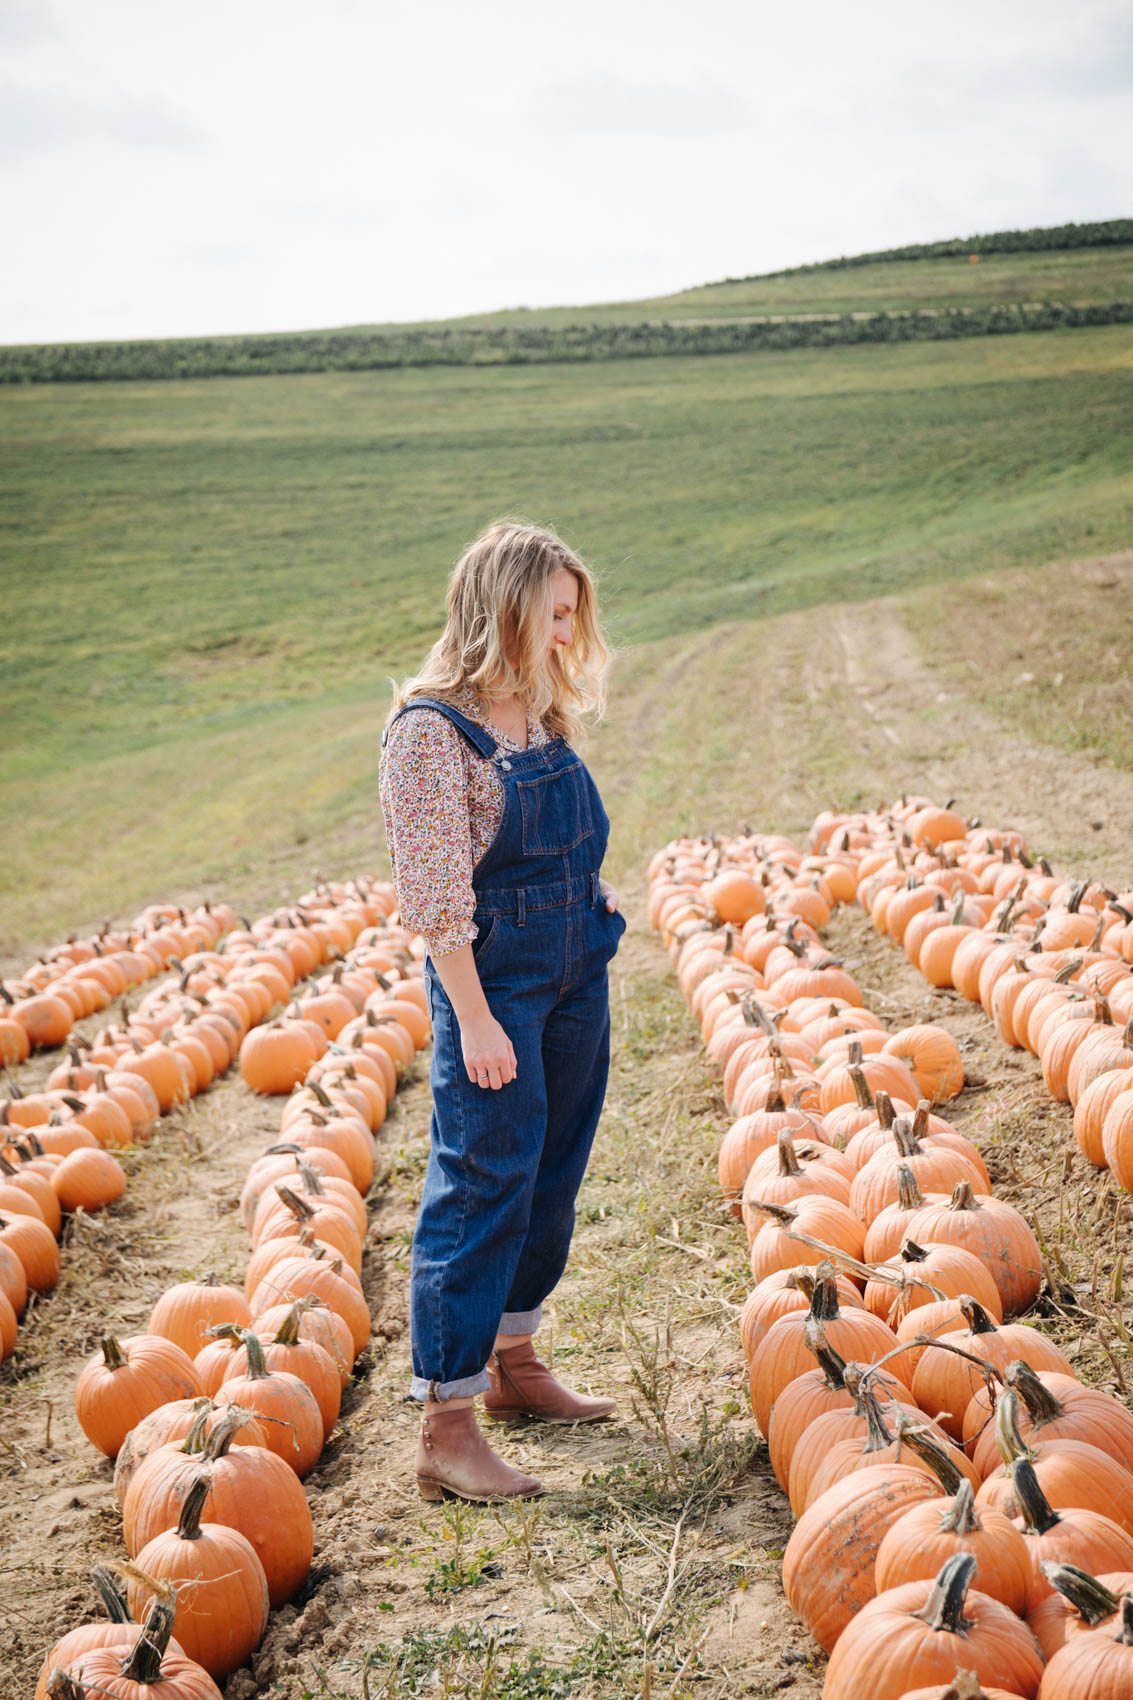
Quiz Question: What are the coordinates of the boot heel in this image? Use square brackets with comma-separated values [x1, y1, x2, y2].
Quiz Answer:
[416, 1475, 448, 1502]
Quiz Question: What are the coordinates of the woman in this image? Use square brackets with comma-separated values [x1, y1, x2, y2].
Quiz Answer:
[379, 518, 626, 1502]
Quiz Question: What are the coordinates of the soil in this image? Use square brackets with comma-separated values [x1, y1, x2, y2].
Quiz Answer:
[4, 588, 1133, 1699]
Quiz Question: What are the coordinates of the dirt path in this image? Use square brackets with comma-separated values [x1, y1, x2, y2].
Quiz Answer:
[826, 594, 1133, 876]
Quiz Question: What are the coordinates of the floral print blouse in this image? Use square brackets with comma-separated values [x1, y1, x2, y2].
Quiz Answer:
[379, 687, 550, 958]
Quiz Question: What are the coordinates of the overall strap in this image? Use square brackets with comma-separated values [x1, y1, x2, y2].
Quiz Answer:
[383, 697, 499, 759]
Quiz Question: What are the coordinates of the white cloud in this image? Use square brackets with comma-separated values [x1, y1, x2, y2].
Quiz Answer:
[2, 0, 1131, 342]
[0, 81, 201, 158]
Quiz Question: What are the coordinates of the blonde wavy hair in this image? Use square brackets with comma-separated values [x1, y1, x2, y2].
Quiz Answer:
[389, 519, 610, 742]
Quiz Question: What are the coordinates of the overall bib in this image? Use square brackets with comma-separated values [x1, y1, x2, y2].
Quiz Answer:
[387, 698, 626, 1401]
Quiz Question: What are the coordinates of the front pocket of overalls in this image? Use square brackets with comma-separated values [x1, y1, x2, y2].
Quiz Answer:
[471, 917, 500, 967]
[516, 764, 593, 854]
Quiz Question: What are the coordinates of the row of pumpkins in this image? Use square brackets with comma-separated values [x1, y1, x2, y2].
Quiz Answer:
[0, 900, 241, 1063]
[36, 887, 431, 1696]
[0, 877, 408, 1365]
[817, 798, 1133, 1191]
[648, 809, 1133, 1698]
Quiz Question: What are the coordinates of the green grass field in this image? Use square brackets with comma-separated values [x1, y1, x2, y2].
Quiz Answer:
[3, 229, 1132, 954]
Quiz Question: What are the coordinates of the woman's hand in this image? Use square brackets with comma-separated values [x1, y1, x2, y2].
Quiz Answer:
[461, 1012, 517, 1090]
[430, 942, 518, 1090]
[599, 878, 620, 913]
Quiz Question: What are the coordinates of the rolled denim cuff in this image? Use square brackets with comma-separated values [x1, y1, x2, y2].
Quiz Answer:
[498, 1305, 542, 1335]
[409, 1369, 491, 1402]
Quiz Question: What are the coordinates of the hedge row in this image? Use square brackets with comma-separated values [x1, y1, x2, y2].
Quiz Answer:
[3, 298, 1133, 384]
[721, 218, 1133, 282]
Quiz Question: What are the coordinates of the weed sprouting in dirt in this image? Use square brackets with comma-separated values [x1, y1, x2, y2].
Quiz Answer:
[339, 1622, 661, 1700]
[422, 1501, 502, 1598]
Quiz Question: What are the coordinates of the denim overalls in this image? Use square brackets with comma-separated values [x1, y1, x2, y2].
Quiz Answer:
[386, 698, 626, 1401]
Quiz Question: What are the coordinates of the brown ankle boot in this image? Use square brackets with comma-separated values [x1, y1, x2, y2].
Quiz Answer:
[483, 1341, 617, 1425]
[415, 1403, 544, 1502]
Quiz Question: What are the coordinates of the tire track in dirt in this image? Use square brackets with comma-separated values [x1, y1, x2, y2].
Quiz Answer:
[826, 597, 1133, 879]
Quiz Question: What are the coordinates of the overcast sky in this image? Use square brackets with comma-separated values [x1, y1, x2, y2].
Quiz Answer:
[3, 0, 1131, 344]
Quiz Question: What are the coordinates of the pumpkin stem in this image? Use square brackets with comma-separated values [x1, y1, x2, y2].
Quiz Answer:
[858, 1385, 895, 1454]
[1039, 1561, 1121, 1626]
[892, 1116, 923, 1158]
[271, 1302, 305, 1347]
[895, 1164, 926, 1212]
[205, 1321, 244, 1345]
[846, 1037, 863, 1068]
[1118, 1594, 1133, 1646]
[959, 1296, 998, 1336]
[875, 1091, 896, 1130]
[937, 1478, 981, 1536]
[91, 1561, 132, 1623]
[806, 1262, 843, 1322]
[913, 1552, 976, 1635]
[1005, 1360, 1063, 1425]
[46, 1674, 86, 1699]
[848, 1064, 874, 1111]
[803, 1319, 849, 1389]
[776, 1132, 802, 1177]
[117, 1587, 180, 1684]
[175, 1472, 211, 1540]
[1054, 956, 1085, 985]
[100, 1336, 126, 1371]
[993, 1389, 1035, 1469]
[948, 1180, 980, 1213]
[899, 1239, 929, 1264]
[308, 1079, 333, 1108]
[297, 1162, 326, 1196]
[743, 1197, 795, 1227]
[1012, 1456, 1061, 1537]
[911, 1101, 930, 1140]
[235, 1326, 269, 1380]
[181, 1403, 213, 1454]
[201, 1403, 261, 1461]
[893, 1414, 963, 1494]
[277, 1184, 316, 1224]
[933, 1675, 992, 1700]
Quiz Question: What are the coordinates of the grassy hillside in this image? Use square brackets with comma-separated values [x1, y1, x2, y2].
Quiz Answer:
[2, 319, 1132, 953]
[379, 241, 1133, 331]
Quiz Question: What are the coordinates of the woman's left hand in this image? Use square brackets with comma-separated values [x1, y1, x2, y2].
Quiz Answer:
[599, 879, 620, 913]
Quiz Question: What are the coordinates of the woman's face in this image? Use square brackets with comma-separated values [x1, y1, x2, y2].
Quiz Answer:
[547, 568, 578, 657]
